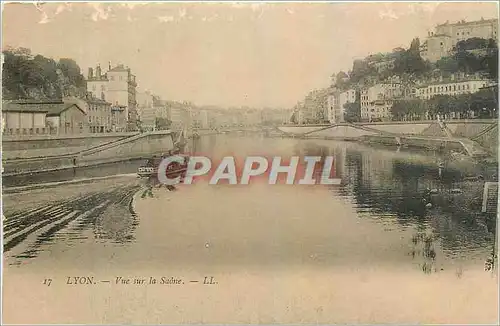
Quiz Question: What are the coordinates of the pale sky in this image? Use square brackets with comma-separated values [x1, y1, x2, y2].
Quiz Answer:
[2, 2, 498, 108]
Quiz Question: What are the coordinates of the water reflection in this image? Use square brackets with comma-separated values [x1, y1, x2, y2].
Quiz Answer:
[317, 142, 498, 272]
[258, 137, 496, 273]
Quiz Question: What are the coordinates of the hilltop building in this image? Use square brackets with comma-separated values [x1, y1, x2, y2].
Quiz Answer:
[420, 17, 498, 62]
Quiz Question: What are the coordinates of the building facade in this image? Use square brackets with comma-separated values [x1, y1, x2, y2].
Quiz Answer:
[85, 94, 112, 133]
[261, 108, 290, 125]
[136, 90, 156, 131]
[328, 88, 357, 124]
[199, 110, 210, 129]
[2, 100, 88, 135]
[86, 63, 138, 130]
[297, 89, 329, 124]
[167, 102, 189, 131]
[111, 105, 127, 132]
[361, 83, 402, 121]
[415, 78, 496, 100]
[421, 18, 498, 62]
[46, 103, 88, 134]
[327, 89, 340, 124]
[2, 101, 48, 134]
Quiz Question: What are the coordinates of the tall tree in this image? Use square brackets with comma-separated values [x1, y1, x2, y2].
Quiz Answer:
[343, 101, 361, 122]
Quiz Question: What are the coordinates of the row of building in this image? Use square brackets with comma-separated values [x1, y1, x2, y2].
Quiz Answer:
[2, 62, 138, 135]
[295, 17, 498, 124]
[2, 96, 292, 136]
[135, 91, 292, 131]
[2, 59, 293, 135]
[323, 74, 496, 123]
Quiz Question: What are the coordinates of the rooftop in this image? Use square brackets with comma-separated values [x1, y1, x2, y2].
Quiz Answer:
[437, 18, 497, 27]
[108, 64, 130, 72]
[86, 96, 111, 105]
[2, 100, 85, 115]
[429, 33, 451, 38]
[416, 78, 496, 87]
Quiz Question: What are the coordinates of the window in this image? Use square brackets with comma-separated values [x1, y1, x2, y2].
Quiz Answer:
[110, 76, 114, 81]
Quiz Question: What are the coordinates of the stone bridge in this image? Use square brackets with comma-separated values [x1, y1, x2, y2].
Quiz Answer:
[185, 126, 278, 138]
[277, 120, 498, 158]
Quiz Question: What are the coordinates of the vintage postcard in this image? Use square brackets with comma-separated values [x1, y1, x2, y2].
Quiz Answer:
[1, 1, 499, 324]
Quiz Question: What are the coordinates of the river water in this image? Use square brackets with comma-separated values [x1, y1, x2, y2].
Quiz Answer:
[3, 134, 498, 324]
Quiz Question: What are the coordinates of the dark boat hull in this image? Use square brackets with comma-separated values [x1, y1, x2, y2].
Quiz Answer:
[137, 167, 188, 179]
[137, 154, 190, 180]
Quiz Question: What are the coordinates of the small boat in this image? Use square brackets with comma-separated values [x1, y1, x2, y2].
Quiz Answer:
[137, 152, 189, 179]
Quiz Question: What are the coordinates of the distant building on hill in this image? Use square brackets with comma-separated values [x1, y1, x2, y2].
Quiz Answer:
[421, 17, 498, 62]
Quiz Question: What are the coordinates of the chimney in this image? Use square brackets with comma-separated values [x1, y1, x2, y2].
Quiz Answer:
[88, 67, 93, 79]
[96, 64, 101, 79]
[109, 61, 111, 71]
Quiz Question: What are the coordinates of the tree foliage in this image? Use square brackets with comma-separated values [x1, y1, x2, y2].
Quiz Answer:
[393, 38, 430, 76]
[391, 99, 427, 120]
[391, 89, 498, 120]
[343, 101, 361, 122]
[434, 38, 498, 79]
[2, 47, 86, 100]
[155, 117, 172, 130]
[349, 59, 377, 85]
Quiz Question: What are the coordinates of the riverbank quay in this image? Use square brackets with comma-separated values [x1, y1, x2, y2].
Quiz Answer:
[2, 130, 175, 176]
[277, 119, 498, 160]
[0, 127, 269, 176]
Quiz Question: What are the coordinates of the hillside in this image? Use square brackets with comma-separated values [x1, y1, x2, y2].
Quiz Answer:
[2, 47, 87, 100]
